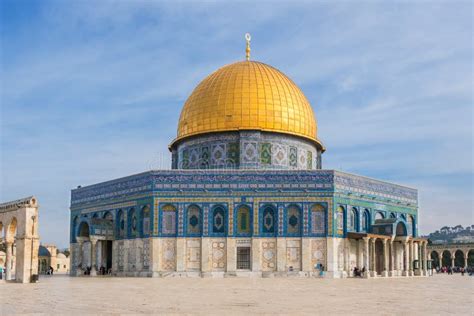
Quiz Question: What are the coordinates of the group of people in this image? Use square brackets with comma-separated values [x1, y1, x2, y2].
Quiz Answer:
[45, 266, 54, 275]
[353, 266, 366, 277]
[436, 266, 472, 276]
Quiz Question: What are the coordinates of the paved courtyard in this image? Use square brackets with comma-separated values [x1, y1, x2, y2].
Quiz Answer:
[0, 274, 472, 315]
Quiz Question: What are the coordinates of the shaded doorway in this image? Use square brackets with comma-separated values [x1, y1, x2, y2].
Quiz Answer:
[105, 240, 113, 272]
[375, 240, 384, 275]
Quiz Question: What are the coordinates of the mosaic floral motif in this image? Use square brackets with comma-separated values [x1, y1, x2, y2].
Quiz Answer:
[286, 239, 301, 271]
[260, 143, 272, 165]
[262, 241, 276, 270]
[272, 144, 287, 166]
[182, 149, 189, 169]
[212, 207, 226, 234]
[142, 239, 150, 269]
[242, 142, 258, 163]
[307, 150, 313, 169]
[227, 142, 240, 165]
[311, 239, 326, 270]
[298, 149, 306, 169]
[189, 147, 199, 168]
[336, 206, 344, 233]
[203, 206, 209, 236]
[128, 240, 136, 268]
[162, 239, 176, 271]
[289, 146, 297, 167]
[211, 144, 226, 166]
[118, 241, 125, 271]
[212, 241, 226, 270]
[200, 146, 210, 167]
[262, 207, 275, 234]
[186, 239, 201, 270]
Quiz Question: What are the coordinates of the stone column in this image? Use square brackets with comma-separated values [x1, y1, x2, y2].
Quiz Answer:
[76, 240, 84, 276]
[357, 239, 364, 269]
[403, 241, 409, 276]
[5, 242, 13, 281]
[371, 239, 377, 277]
[382, 239, 389, 277]
[363, 237, 370, 278]
[422, 242, 428, 276]
[464, 254, 468, 269]
[451, 255, 455, 268]
[90, 239, 97, 276]
[344, 240, 350, 277]
[389, 240, 395, 276]
[409, 240, 414, 276]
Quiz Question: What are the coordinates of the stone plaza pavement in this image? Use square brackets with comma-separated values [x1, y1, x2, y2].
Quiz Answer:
[0, 274, 472, 315]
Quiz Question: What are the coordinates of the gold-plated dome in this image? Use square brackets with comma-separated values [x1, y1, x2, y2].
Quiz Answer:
[170, 61, 323, 150]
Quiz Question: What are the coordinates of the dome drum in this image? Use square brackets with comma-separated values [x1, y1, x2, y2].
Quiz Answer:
[171, 130, 322, 170]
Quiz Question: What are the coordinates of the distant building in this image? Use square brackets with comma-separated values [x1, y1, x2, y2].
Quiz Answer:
[38, 244, 70, 274]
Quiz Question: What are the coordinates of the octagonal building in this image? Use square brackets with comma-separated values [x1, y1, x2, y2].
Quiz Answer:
[69, 41, 428, 278]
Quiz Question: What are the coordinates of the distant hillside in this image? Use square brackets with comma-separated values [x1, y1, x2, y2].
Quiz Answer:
[425, 224, 474, 244]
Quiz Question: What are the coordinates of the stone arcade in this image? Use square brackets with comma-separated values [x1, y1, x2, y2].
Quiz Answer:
[69, 37, 428, 278]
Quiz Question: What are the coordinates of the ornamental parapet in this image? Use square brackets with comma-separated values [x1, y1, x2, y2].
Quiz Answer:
[70, 170, 418, 208]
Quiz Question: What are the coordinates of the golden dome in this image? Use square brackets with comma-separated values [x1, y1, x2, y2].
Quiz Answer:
[170, 61, 323, 150]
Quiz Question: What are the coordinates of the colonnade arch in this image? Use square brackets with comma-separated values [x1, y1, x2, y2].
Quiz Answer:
[0, 197, 40, 283]
[427, 243, 474, 269]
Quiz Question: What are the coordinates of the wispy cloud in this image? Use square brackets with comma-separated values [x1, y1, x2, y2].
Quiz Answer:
[1, 0, 472, 247]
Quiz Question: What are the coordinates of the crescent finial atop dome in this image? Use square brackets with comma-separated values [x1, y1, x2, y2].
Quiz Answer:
[245, 33, 251, 61]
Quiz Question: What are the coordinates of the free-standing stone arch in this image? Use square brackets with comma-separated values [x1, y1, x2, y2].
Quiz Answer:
[0, 197, 40, 283]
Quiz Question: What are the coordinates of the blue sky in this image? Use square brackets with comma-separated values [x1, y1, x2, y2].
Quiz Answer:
[1, 0, 472, 248]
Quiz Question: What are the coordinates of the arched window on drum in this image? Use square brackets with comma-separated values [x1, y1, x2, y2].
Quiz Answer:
[310, 204, 325, 235]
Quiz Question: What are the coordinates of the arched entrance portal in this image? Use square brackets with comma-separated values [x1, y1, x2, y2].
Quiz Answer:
[98, 212, 114, 274]
[76, 221, 92, 275]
